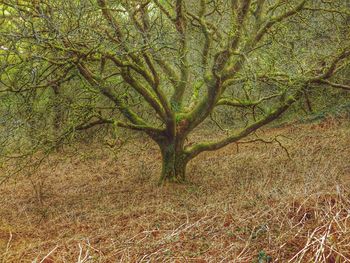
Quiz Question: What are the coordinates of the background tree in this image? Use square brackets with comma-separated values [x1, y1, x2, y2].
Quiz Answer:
[1, 0, 350, 183]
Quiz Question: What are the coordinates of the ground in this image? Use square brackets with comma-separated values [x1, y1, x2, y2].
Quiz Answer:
[0, 118, 350, 262]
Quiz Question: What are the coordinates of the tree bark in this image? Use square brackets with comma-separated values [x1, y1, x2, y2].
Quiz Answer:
[158, 136, 188, 183]
[52, 84, 62, 133]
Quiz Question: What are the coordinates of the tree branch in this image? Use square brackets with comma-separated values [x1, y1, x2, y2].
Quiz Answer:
[316, 80, 350, 91]
[217, 93, 283, 108]
[186, 91, 302, 159]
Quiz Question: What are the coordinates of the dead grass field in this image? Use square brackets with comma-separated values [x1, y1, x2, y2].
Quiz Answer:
[0, 118, 350, 262]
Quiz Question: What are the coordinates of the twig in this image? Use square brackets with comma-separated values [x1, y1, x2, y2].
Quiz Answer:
[39, 245, 58, 263]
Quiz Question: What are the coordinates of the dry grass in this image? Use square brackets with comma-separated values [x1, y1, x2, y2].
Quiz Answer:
[0, 118, 350, 262]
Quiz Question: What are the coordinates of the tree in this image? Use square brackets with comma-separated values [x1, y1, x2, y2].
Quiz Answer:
[1, 0, 350, 183]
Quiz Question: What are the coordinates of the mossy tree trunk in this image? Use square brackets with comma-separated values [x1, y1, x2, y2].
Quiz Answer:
[156, 132, 189, 183]
[159, 143, 187, 183]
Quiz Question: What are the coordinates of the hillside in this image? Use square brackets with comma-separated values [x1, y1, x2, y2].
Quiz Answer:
[1, 119, 350, 262]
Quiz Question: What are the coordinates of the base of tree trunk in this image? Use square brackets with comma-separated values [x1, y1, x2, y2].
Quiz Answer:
[160, 162, 186, 183]
[159, 143, 187, 184]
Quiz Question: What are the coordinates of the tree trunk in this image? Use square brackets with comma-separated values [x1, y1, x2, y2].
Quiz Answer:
[158, 139, 188, 183]
[52, 84, 62, 133]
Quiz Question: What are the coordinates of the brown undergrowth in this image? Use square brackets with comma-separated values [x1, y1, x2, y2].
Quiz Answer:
[0, 118, 350, 262]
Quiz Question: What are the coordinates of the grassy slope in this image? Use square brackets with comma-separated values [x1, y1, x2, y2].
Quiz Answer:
[0, 118, 350, 262]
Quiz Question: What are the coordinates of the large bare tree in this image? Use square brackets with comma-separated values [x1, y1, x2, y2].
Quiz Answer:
[1, 0, 350, 182]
